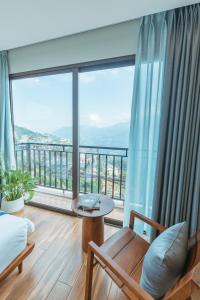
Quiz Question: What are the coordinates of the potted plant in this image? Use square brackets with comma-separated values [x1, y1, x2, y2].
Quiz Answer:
[0, 169, 36, 214]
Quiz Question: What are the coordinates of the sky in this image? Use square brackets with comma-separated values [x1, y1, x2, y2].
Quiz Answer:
[12, 66, 134, 134]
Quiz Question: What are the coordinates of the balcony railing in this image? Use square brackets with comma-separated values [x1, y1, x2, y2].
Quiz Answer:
[15, 143, 128, 202]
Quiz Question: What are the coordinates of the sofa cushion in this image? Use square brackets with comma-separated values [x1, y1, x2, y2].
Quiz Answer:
[140, 222, 188, 299]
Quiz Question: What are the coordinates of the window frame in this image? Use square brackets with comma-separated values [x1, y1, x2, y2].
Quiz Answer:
[10, 55, 135, 227]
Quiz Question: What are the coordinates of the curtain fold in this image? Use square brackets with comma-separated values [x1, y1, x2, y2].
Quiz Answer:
[152, 4, 200, 237]
[0, 51, 16, 170]
[123, 13, 168, 230]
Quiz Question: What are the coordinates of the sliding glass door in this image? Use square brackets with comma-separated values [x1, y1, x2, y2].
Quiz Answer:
[12, 72, 74, 210]
[11, 56, 135, 223]
[79, 66, 134, 221]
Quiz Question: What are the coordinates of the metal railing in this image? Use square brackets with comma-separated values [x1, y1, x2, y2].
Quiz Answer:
[15, 143, 128, 202]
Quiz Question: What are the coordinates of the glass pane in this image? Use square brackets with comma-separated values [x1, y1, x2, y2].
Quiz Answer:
[12, 73, 73, 210]
[79, 66, 134, 221]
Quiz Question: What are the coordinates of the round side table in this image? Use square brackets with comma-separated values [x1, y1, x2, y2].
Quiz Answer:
[72, 194, 114, 253]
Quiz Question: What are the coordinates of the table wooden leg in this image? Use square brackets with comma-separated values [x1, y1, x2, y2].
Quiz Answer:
[82, 216, 104, 253]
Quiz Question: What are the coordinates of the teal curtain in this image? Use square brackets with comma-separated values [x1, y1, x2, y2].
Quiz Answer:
[0, 51, 16, 170]
[153, 4, 200, 237]
[124, 14, 168, 230]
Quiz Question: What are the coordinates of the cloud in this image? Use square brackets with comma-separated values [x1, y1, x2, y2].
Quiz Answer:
[88, 113, 102, 126]
[107, 68, 119, 75]
[57, 74, 72, 83]
[20, 77, 42, 86]
[29, 78, 41, 84]
[80, 73, 96, 84]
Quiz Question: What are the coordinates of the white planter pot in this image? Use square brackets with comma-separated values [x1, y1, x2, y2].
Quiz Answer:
[1, 197, 24, 213]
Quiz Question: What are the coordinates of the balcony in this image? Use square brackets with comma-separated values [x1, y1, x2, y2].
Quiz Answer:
[15, 143, 128, 221]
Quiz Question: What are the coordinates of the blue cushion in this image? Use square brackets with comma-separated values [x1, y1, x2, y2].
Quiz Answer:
[140, 222, 188, 299]
[0, 211, 6, 216]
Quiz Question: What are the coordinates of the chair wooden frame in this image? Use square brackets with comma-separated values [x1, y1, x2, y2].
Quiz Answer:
[85, 210, 200, 300]
[0, 241, 35, 283]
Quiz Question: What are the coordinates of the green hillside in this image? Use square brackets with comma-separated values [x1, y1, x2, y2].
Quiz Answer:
[15, 122, 130, 148]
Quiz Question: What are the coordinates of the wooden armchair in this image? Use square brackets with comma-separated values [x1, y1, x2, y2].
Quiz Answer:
[85, 210, 200, 300]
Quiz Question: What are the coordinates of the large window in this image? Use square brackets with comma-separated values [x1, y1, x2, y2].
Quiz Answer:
[11, 57, 134, 222]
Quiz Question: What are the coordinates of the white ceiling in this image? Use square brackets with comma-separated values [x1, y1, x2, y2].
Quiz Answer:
[0, 0, 198, 51]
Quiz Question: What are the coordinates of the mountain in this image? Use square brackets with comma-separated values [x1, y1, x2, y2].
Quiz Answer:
[15, 126, 63, 144]
[53, 123, 130, 148]
[15, 123, 130, 147]
[15, 126, 44, 139]
[52, 126, 72, 141]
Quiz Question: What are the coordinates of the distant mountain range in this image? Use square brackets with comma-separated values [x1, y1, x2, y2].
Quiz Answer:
[15, 126, 45, 140]
[15, 126, 62, 144]
[15, 122, 130, 147]
[53, 123, 130, 147]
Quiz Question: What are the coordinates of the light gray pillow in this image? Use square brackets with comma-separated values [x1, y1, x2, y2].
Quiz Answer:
[140, 222, 188, 299]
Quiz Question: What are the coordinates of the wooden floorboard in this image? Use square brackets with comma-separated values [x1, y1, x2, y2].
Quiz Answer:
[0, 206, 129, 300]
[31, 190, 124, 221]
[47, 281, 71, 300]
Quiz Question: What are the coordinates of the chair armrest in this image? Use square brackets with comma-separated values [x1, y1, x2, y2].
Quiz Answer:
[129, 210, 166, 233]
[89, 241, 154, 300]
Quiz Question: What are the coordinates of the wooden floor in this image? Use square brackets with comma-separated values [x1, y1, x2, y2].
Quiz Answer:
[0, 206, 128, 300]
[31, 190, 124, 221]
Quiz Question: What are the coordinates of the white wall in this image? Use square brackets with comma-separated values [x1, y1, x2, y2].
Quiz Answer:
[8, 19, 140, 74]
